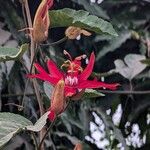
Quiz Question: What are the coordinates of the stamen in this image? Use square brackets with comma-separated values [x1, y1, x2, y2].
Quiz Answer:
[75, 54, 87, 61]
[63, 50, 72, 61]
[61, 60, 71, 69]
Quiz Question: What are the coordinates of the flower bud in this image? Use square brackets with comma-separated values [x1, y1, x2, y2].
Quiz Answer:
[32, 0, 53, 42]
[48, 80, 66, 121]
[65, 26, 91, 40]
[73, 143, 82, 150]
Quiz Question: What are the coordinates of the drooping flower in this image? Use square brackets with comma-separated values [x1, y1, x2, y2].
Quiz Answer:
[32, 0, 53, 42]
[28, 51, 119, 98]
[65, 26, 91, 40]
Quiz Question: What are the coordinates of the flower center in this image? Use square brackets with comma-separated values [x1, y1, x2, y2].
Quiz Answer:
[65, 76, 78, 86]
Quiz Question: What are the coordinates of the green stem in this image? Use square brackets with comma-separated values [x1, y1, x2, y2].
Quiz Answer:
[91, 70, 116, 78]
[38, 119, 57, 150]
[38, 99, 71, 150]
[40, 37, 67, 46]
[31, 131, 38, 150]
[23, 1, 45, 149]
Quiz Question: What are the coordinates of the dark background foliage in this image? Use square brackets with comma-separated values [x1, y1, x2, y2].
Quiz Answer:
[0, 0, 150, 149]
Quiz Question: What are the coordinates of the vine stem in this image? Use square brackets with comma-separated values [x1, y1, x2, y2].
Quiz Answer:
[38, 118, 57, 150]
[40, 36, 67, 46]
[23, 0, 45, 149]
[38, 100, 71, 150]
[31, 131, 39, 150]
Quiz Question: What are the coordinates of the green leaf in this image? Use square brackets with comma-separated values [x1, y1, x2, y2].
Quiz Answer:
[82, 89, 105, 99]
[26, 112, 49, 132]
[71, 0, 110, 20]
[0, 43, 28, 62]
[114, 54, 147, 80]
[96, 30, 131, 60]
[0, 113, 32, 148]
[49, 8, 117, 36]
[0, 112, 49, 148]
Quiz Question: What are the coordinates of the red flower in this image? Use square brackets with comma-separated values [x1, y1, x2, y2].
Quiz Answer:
[28, 51, 119, 97]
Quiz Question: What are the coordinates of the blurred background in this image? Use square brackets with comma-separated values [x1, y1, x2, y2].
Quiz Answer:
[0, 0, 150, 149]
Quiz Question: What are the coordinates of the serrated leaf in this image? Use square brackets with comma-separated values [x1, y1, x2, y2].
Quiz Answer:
[82, 89, 105, 99]
[0, 112, 49, 148]
[26, 112, 49, 132]
[96, 30, 131, 60]
[49, 8, 117, 36]
[0, 43, 29, 62]
[114, 54, 147, 80]
[0, 113, 32, 148]
[43, 81, 54, 99]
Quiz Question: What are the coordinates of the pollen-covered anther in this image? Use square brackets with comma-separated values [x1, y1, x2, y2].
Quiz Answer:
[65, 76, 78, 86]
[61, 60, 71, 69]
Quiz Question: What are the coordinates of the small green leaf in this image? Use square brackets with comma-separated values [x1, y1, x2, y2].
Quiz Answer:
[49, 8, 117, 36]
[0, 43, 29, 62]
[0, 113, 32, 148]
[26, 112, 49, 132]
[82, 89, 105, 99]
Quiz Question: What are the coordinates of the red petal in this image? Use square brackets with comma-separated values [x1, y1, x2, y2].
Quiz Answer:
[34, 63, 48, 74]
[48, 110, 56, 121]
[27, 63, 59, 84]
[47, 0, 53, 9]
[64, 86, 77, 97]
[47, 60, 63, 79]
[79, 52, 95, 80]
[40, 0, 53, 18]
[27, 74, 58, 85]
[77, 80, 119, 90]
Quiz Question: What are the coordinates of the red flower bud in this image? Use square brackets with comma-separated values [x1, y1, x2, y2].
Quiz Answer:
[32, 0, 53, 42]
[73, 143, 83, 150]
[48, 80, 66, 121]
